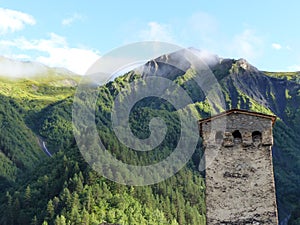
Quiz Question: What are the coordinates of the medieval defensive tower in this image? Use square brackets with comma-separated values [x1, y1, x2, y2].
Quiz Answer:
[199, 109, 278, 225]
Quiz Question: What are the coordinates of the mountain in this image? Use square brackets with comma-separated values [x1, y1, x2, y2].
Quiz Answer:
[0, 60, 81, 189]
[0, 52, 299, 225]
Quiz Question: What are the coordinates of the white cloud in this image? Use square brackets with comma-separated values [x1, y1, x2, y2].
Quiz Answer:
[190, 48, 219, 66]
[272, 43, 282, 50]
[36, 46, 100, 75]
[230, 29, 264, 60]
[0, 33, 100, 74]
[12, 54, 31, 60]
[0, 56, 47, 77]
[127, 17, 266, 65]
[136, 12, 218, 46]
[0, 8, 35, 34]
[139, 22, 174, 42]
[62, 13, 83, 26]
[182, 12, 220, 51]
[188, 12, 218, 36]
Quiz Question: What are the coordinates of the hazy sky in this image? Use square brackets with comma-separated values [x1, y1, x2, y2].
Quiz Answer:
[0, 0, 300, 74]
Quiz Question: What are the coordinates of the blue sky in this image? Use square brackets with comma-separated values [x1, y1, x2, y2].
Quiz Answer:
[0, 0, 300, 74]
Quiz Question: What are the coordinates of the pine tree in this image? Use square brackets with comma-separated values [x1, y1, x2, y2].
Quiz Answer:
[24, 185, 31, 206]
[5, 192, 13, 225]
[31, 215, 38, 225]
[61, 187, 72, 212]
[12, 197, 20, 223]
[81, 208, 90, 225]
[54, 215, 66, 225]
[74, 174, 83, 192]
[46, 199, 55, 222]
[53, 197, 60, 212]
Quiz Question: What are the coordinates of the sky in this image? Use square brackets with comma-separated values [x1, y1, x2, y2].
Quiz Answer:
[0, 0, 300, 75]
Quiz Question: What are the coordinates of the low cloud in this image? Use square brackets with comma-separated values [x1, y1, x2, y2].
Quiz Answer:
[62, 13, 83, 26]
[0, 33, 100, 74]
[190, 48, 219, 66]
[0, 56, 47, 77]
[0, 8, 35, 34]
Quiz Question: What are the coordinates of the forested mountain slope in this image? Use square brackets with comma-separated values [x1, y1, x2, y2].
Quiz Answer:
[0, 51, 299, 224]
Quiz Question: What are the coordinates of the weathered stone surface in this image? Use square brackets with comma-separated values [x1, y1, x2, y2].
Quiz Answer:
[199, 110, 278, 225]
[262, 129, 273, 146]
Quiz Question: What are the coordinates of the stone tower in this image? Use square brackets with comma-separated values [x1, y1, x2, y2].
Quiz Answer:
[199, 109, 278, 225]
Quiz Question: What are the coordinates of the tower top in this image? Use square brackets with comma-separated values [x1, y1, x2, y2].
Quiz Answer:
[198, 109, 276, 135]
[198, 108, 276, 125]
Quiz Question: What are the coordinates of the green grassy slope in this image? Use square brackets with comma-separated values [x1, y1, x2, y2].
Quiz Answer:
[0, 69, 80, 185]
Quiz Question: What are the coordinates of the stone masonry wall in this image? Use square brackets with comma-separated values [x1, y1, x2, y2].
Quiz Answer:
[201, 112, 278, 225]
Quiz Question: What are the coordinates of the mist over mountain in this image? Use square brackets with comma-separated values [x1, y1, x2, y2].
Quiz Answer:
[0, 56, 80, 78]
[0, 50, 299, 225]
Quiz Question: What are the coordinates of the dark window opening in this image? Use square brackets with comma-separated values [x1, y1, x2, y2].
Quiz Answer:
[232, 130, 242, 143]
[215, 131, 223, 143]
[252, 131, 262, 142]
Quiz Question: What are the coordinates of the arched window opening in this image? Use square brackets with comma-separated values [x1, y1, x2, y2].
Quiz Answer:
[232, 130, 242, 143]
[215, 131, 223, 143]
[252, 131, 262, 143]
